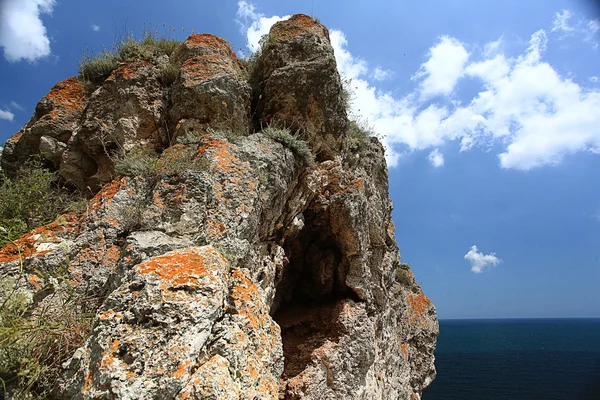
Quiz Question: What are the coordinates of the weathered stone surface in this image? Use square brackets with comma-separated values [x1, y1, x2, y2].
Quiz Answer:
[0, 14, 437, 400]
[40, 135, 67, 167]
[60, 60, 167, 190]
[254, 14, 348, 160]
[1, 77, 87, 175]
[170, 34, 251, 137]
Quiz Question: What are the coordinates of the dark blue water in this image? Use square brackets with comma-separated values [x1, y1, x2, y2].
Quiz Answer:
[423, 319, 600, 400]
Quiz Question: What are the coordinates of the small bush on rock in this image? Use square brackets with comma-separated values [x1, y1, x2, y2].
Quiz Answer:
[78, 49, 120, 85]
[114, 147, 160, 180]
[79, 26, 182, 86]
[262, 126, 315, 167]
[157, 62, 179, 86]
[0, 161, 83, 248]
[395, 263, 414, 287]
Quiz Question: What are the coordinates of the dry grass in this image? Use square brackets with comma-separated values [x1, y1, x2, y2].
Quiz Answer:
[0, 271, 95, 397]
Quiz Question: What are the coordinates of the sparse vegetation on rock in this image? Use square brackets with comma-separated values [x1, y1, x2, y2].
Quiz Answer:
[0, 161, 86, 247]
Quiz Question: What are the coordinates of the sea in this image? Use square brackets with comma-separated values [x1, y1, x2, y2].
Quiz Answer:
[423, 318, 600, 400]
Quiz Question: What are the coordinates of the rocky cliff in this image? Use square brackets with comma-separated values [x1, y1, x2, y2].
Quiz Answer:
[0, 14, 438, 400]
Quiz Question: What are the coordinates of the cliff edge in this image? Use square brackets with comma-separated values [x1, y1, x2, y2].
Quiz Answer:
[0, 14, 438, 400]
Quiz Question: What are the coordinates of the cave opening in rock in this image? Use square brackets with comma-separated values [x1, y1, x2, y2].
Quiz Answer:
[271, 206, 359, 382]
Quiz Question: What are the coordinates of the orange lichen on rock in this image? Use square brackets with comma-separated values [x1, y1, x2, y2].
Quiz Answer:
[270, 14, 329, 42]
[401, 343, 409, 360]
[0, 213, 80, 263]
[87, 177, 128, 213]
[44, 76, 87, 113]
[173, 360, 191, 380]
[230, 269, 270, 331]
[207, 219, 227, 238]
[98, 310, 123, 321]
[184, 34, 236, 57]
[5, 131, 22, 145]
[334, 177, 364, 196]
[100, 339, 120, 370]
[136, 247, 225, 291]
[108, 60, 150, 81]
[102, 245, 121, 270]
[406, 292, 433, 324]
[180, 55, 238, 85]
[27, 274, 43, 290]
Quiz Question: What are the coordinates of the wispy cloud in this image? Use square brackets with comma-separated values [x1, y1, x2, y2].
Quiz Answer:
[464, 245, 502, 273]
[551, 9, 576, 36]
[0, 0, 56, 62]
[9, 101, 24, 111]
[551, 9, 599, 48]
[427, 149, 445, 167]
[91, 24, 100, 32]
[0, 109, 15, 121]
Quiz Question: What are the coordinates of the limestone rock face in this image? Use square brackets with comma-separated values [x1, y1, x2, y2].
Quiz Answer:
[254, 14, 348, 161]
[1, 77, 87, 175]
[170, 34, 252, 138]
[61, 59, 167, 190]
[0, 14, 437, 400]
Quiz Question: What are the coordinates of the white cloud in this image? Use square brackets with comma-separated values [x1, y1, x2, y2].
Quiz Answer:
[373, 67, 392, 81]
[91, 24, 100, 32]
[234, 3, 600, 171]
[0, 109, 15, 121]
[330, 30, 368, 79]
[551, 9, 575, 36]
[411, 36, 470, 99]
[9, 101, 24, 111]
[0, 0, 56, 62]
[428, 149, 445, 167]
[236, 1, 289, 52]
[590, 76, 599, 83]
[464, 245, 502, 273]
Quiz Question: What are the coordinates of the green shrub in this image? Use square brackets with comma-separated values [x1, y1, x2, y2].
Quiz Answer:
[395, 263, 414, 287]
[157, 62, 179, 86]
[345, 120, 370, 153]
[239, 33, 274, 82]
[209, 129, 243, 144]
[0, 274, 94, 397]
[341, 77, 355, 114]
[157, 146, 209, 176]
[151, 37, 180, 57]
[175, 131, 205, 145]
[0, 162, 83, 247]
[78, 49, 120, 85]
[261, 126, 315, 167]
[114, 145, 209, 180]
[0, 219, 27, 248]
[114, 147, 160, 179]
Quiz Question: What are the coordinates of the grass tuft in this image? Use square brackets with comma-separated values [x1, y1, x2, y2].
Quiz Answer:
[261, 126, 315, 167]
[78, 50, 120, 85]
[78, 26, 182, 86]
[0, 273, 95, 397]
[114, 147, 160, 179]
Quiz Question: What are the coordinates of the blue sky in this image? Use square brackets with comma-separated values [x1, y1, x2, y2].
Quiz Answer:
[1, 0, 599, 319]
